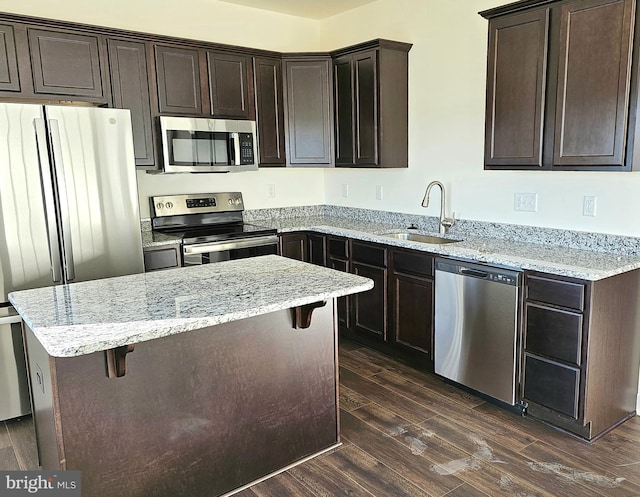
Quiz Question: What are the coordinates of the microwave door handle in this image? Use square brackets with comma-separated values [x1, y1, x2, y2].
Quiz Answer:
[33, 118, 63, 283]
[230, 132, 241, 165]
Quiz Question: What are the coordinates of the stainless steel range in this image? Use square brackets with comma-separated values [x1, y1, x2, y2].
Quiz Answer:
[150, 193, 278, 266]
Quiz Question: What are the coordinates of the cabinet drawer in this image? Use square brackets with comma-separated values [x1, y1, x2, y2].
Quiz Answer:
[525, 304, 582, 365]
[144, 247, 180, 271]
[523, 354, 580, 419]
[526, 275, 585, 310]
[392, 250, 433, 277]
[327, 237, 349, 259]
[352, 241, 387, 267]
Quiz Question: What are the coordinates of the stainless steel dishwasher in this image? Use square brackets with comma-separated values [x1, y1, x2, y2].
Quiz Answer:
[434, 258, 522, 405]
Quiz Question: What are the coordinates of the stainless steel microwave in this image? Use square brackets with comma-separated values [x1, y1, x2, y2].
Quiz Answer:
[159, 116, 258, 173]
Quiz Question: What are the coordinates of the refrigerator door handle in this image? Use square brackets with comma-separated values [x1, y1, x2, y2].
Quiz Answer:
[48, 119, 76, 282]
[33, 118, 63, 284]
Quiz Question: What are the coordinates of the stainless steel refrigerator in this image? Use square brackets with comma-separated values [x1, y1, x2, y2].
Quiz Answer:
[0, 103, 144, 421]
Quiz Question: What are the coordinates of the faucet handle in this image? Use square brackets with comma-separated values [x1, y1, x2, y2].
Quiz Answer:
[441, 212, 456, 233]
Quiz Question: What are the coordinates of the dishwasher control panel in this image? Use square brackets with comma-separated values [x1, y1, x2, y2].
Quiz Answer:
[435, 259, 521, 286]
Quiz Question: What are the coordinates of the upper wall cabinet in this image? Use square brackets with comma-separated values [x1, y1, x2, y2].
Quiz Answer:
[283, 57, 334, 166]
[331, 40, 412, 168]
[107, 39, 155, 167]
[154, 45, 204, 115]
[254, 56, 286, 165]
[28, 28, 108, 100]
[207, 51, 254, 119]
[0, 24, 20, 92]
[481, 0, 638, 171]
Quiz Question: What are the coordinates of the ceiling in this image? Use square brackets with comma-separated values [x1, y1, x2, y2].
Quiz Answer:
[216, 0, 378, 19]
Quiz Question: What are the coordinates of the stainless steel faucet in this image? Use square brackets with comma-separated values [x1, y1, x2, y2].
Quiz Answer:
[421, 181, 455, 234]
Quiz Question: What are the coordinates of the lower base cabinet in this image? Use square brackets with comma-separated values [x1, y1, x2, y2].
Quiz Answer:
[143, 243, 182, 271]
[522, 270, 640, 440]
[280, 231, 435, 372]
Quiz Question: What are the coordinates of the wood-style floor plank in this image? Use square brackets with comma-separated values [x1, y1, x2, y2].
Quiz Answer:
[339, 348, 387, 377]
[249, 472, 317, 497]
[288, 454, 376, 497]
[6, 416, 38, 470]
[341, 409, 465, 497]
[339, 385, 372, 413]
[323, 443, 434, 497]
[339, 366, 437, 424]
[351, 348, 485, 410]
[421, 415, 604, 497]
[442, 483, 491, 497]
[0, 423, 12, 449]
[0, 446, 19, 471]
[521, 441, 640, 497]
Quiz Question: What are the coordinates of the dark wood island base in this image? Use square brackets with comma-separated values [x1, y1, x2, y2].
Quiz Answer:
[23, 302, 339, 497]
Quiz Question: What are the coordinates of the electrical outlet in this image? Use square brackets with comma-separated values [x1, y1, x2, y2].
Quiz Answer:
[514, 193, 538, 212]
[267, 184, 276, 198]
[583, 196, 597, 217]
[342, 184, 349, 198]
[376, 185, 383, 200]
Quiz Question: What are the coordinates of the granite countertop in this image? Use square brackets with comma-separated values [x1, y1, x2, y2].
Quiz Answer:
[141, 229, 181, 248]
[8, 255, 373, 358]
[257, 216, 640, 281]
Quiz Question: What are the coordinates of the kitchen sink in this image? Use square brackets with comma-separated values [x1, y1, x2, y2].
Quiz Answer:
[384, 233, 461, 244]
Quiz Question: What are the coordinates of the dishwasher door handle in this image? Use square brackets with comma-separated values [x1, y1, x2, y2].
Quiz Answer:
[459, 268, 489, 278]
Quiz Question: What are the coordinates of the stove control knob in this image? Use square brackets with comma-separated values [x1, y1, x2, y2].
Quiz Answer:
[234, 197, 242, 205]
[165, 202, 174, 209]
[156, 202, 165, 211]
[228, 199, 233, 206]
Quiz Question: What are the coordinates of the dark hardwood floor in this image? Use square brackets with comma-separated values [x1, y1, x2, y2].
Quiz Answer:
[3, 340, 640, 496]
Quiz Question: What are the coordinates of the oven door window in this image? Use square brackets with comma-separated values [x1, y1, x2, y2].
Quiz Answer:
[168, 130, 232, 166]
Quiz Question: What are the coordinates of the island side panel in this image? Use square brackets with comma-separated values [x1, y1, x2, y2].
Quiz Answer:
[28, 303, 338, 497]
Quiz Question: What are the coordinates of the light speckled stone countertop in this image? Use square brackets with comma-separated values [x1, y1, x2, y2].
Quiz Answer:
[257, 216, 640, 281]
[8, 255, 373, 358]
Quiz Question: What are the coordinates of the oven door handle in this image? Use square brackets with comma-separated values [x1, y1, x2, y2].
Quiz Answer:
[183, 235, 279, 255]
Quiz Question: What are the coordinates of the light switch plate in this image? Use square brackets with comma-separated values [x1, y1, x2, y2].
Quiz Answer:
[267, 184, 276, 198]
[514, 193, 537, 212]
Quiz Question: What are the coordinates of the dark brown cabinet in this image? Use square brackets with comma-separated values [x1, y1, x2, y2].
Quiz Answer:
[154, 45, 203, 115]
[28, 28, 107, 100]
[483, 9, 548, 167]
[283, 57, 333, 166]
[207, 51, 254, 119]
[522, 270, 640, 440]
[350, 241, 388, 340]
[278, 232, 307, 261]
[254, 57, 286, 165]
[143, 244, 182, 272]
[332, 40, 411, 168]
[0, 24, 20, 92]
[482, 0, 638, 171]
[327, 236, 350, 331]
[107, 39, 154, 167]
[389, 249, 434, 368]
[308, 232, 327, 266]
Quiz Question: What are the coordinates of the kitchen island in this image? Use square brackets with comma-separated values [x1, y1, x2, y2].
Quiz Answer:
[8, 255, 373, 497]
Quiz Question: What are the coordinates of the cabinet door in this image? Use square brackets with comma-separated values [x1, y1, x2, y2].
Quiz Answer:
[391, 271, 433, 357]
[353, 50, 377, 165]
[254, 57, 286, 165]
[307, 233, 326, 267]
[278, 233, 307, 261]
[107, 39, 154, 167]
[334, 55, 354, 165]
[284, 59, 333, 165]
[352, 262, 387, 340]
[155, 45, 203, 115]
[28, 28, 106, 98]
[208, 51, 254, 119]
[0, 24, 20, 92]
[329, 256, 350, 330]
[553, 0, 634, 168]
[485, 9, 548, 168]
